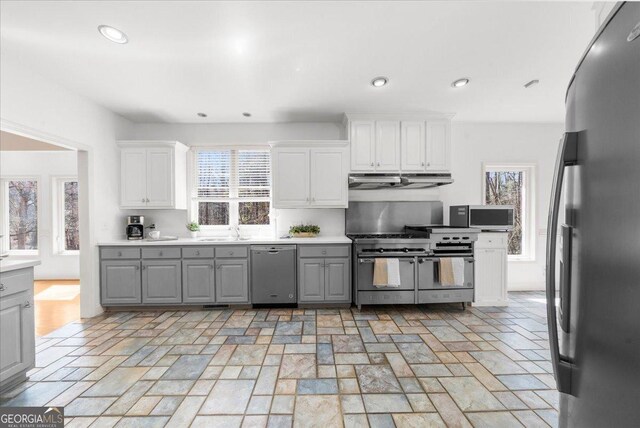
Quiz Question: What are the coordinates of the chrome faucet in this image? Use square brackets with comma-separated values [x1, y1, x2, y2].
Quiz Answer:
[231, 226, 240, 239]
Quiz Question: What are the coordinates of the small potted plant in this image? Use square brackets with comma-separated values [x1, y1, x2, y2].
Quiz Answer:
[289, 224, 320, 238]
[186, 222, 200, 238]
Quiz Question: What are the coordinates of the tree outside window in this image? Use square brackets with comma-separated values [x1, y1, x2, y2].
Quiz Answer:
[194, 149, 271, 230]
[7, 180, 38, 251]
[63, 181, 79, 251]
[484, 166, 534, 259]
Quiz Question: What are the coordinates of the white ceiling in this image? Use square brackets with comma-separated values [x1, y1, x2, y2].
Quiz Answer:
[0, 1, 598, 124]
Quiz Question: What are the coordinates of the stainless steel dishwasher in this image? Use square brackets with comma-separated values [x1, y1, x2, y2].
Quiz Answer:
[250, 245, 296, 304]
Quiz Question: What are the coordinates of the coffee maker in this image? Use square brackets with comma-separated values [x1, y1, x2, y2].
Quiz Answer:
[126, 216, 144, 240]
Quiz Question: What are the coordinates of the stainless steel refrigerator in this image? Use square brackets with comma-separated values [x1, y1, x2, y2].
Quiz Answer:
[546, 2, 640, 427]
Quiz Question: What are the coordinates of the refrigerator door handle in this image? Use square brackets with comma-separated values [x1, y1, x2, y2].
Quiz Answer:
[546, 131, 578, 395]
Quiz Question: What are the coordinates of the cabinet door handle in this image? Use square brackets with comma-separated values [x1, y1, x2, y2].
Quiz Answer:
[377, 162, 381, 166]
[196, 250, 200, 255]
[217, 265, 222, 270]
[370, 162, 374, 167]
[135, 265, 140, 270]
[421, 162, 425, 166]
[146, 198, 150, 203]
[142, 265, 146, 270]
[311, 197, 315, 202]
[427, 162, 431, 166]
[24, 301, 31, 308]
[118, 251, 122, 257]
[141, 198, 145, 203]
[0, 284, 5, 291]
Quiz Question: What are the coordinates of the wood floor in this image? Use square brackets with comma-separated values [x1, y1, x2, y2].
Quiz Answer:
[34, 279, 80, 337]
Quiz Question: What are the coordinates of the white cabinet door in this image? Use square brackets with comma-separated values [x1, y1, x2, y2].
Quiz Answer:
[401, 121, 426, 172]
[375, 121, 401, 171]
[350, 121, 375, 171]
[0, 290, 35, 384]
[121, 149, 147, 207]
[474, 248, 508, 306]
[145, 148, 174, 208]
[272, 149, 310, 208]
[310, 148, 347, 207]
[426, 120, 451, 171]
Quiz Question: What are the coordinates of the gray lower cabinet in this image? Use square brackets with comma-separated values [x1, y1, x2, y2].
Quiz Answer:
[142, 260, 182, 304]
[182, 259, 215, 303]
[298, 250, 351, 303]
[299, 258, 325, 302]
[101, 260, 142, 304]
[0, 267, 35, 392]
[325, 258, 350, 301]
[216, 259, 249, 303]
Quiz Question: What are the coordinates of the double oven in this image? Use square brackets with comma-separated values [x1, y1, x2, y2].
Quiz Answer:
[346, 201, 477, 309]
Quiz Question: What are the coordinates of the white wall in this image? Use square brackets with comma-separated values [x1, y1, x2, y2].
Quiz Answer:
[126, 122, 347, 239]
[442, 122, 564, 290]
[0, 151, 79, 279]
[1, 53, 133, 317]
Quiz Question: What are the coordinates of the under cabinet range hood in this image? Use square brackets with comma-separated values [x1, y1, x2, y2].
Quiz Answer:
[348, 173, 453, 189]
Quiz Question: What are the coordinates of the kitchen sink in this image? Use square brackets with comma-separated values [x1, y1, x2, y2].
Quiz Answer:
[197, 237, 234, 242]
[197, 236, 252, 242]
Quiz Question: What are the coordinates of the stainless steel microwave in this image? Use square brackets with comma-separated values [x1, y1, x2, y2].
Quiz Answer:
[449, 205, 514, 230]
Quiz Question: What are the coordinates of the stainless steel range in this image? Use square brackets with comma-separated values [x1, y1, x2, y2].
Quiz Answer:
[346, 202, 478, 309]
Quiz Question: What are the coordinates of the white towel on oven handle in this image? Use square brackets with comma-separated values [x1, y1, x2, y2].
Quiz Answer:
[451, 258, 466, 287]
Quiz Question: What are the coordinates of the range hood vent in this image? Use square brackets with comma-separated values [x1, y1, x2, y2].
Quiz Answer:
[348, 173, 453, 190]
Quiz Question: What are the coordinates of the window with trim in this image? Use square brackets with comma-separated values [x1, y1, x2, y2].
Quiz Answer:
[484, 164, 535, 260]
[53, 177, 79, 253]
[192, 148, 271, 230]
[1, 178, 39, 254]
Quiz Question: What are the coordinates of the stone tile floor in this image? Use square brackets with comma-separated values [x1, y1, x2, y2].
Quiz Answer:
[1, 291, 558, 427]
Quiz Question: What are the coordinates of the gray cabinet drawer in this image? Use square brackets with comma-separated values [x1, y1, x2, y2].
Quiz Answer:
[215, 246, 248, 258]
[418, 288, 474, 304]
[358, 290, 415, 305]
[298, 245, 350, 258]
[101, 247, 141, 259]
[141, 247, 181, 259]
[0, 268, 33, 298]
[182, 247, 215, 258]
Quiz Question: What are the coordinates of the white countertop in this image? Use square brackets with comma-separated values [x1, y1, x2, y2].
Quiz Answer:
[98, 235, 352, 246]
[0, 258, 42, 273]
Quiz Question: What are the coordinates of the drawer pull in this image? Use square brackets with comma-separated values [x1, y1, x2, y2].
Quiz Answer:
[135, 265, 140, 270]
[0, 284, 5, 291]
[196, 250, 200, 256]
[228, 251, 234, 256]
[142, 265, 146, 270]
[322, 250, 327, 255]
[159, 251, 163, 256]
[24, 301, 31, 308]
[118, 251, 122, 257]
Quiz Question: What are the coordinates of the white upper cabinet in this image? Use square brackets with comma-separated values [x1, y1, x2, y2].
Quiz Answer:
[375, 121, 400, 171]
[346, 114, 452, 174]
[350, 121, 375, 171]
[120, 148, 147, 207]
[310, 148, 348, 206]
[271, 141, 349, 209]
[426, 120, 451, 171]
[401, 121, 426, 172]
[118, 141, 188, 210]
[272, 148, 310, 207]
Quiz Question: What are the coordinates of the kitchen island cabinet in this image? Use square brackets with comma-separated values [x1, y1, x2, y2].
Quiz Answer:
[0, 260, 40, 393]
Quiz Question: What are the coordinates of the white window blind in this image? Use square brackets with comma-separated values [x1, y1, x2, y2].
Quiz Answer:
[193, 148, 271, 228]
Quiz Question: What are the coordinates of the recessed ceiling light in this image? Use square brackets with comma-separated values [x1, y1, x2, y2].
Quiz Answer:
[242, 112, 252, 117]
[197, 112, 207, 118]
[451, 78, 470, 88]
[371, 77, 388, 87]
[524, 79, 540, 88]
[98, 25, 128, 44]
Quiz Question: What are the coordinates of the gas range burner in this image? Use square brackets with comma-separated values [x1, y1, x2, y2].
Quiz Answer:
[347, 233, 419, 240]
